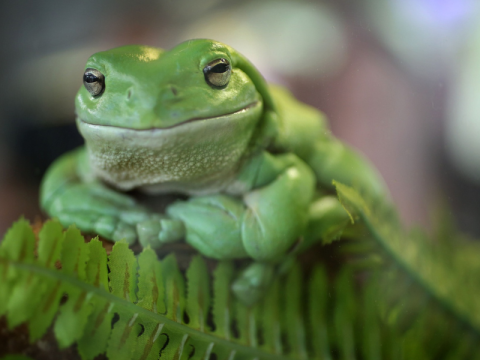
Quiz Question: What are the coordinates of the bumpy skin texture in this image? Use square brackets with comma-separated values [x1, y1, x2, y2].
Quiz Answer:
[40, 40, 385, 304]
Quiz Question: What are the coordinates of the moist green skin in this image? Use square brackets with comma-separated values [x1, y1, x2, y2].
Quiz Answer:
[40, 39, 386, 304]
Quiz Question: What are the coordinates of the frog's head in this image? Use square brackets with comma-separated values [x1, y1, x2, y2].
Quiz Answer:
[75, 40, 276, 191]
[76, 39, 275, 129]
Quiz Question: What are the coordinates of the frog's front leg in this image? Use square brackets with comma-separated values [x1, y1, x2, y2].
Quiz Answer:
[167, 152, 315, 260]
[41, 146, 184, 245]
[166, 152, 316, 303]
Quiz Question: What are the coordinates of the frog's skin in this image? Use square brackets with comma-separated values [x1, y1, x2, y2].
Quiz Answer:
[40, 40, 385, 304]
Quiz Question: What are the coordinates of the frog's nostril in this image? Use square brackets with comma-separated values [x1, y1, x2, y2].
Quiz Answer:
[170, 86, 178, 96]
[127, 89, 132, 99]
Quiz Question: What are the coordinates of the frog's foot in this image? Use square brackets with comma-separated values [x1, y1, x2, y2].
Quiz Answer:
[303, 195, 352, 248]
[166, 195, 249, 259]
[231, 262, 275, 306]
[137, 216, 185, 248]
[57, 212, 141, 244]
[49, 183, 151, 244]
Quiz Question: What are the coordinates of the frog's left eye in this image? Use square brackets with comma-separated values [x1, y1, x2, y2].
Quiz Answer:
[203, 58, 231, 87]
[83, 68, 105, 96]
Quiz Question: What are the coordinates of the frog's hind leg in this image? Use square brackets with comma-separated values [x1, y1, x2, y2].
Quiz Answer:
[231, 195, 354, 306]
[305, 137, 386, 199]
[301, 195, 353, 250]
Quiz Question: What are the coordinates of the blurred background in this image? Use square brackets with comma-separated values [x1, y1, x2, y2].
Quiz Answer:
[1, 0, 479, 237]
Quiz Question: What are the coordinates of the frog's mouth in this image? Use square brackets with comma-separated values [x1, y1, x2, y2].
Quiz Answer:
[77, 101, 260, 130]
[76, 99, 263, 192]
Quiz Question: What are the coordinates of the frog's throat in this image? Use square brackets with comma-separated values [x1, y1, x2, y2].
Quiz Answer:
[76, 100, 263, 194]
[77, 101, 260, 130]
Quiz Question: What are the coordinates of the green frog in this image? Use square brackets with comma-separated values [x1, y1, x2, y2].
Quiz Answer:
[40, 39, 385, 304]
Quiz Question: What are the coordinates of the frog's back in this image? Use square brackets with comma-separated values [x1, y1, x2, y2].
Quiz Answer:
[269, 85, 328, 161]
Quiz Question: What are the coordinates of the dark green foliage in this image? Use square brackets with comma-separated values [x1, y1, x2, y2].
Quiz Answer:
[1, 182, 480, 359]
[334, 181, 480, 359]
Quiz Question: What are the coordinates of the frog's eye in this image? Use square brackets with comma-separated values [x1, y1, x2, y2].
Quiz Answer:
[203, 58, 231, 87]
[83, 68, 105, 96]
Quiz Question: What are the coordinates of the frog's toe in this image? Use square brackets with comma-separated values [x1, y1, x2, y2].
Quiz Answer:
[94, 215, 117, 236]
[137, 219, 162, 248]
[231, 262, 275, 306]
[95, 215, 135, 244]
[159, 219, 185, 243]
[137, 218, 185, 248]
[112, 222, 136, 244]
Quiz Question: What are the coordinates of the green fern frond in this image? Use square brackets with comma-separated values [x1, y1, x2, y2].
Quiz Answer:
[334, 181, 480, 358]
[1, 218, 404, 360]
[3, 180, 480, 359]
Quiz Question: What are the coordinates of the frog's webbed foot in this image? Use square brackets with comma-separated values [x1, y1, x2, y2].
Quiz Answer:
[137, 216, 185, 248]
[166, 195, 249, 259]
[48, 183, 151, 244]
[58, 212, 140, 244]
[231, 262, 275, 306]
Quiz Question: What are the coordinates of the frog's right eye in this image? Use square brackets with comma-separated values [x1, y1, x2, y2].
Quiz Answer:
[83, 68, 105, 96]
[203, 59, 231, 87]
